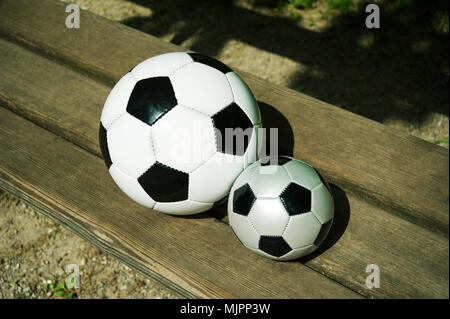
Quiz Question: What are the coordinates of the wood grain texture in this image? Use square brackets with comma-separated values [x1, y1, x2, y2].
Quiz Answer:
[0, 38, 448, 298]
[0, 107, 362, 299]
[0, 0, 447, 236]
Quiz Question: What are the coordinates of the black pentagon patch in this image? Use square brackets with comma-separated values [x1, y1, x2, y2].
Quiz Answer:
[260, 156, 291, 166]
[138, 162, 188, 202]
[99, 122, 112, 169]
[233, 184, 256, 216]
[280, 183, 312, 216]
[259, 236, 292, 257]
[188, 53, 232, 74]
[127, 77, 177, 126]
[314, 219, 333, 247]
[212, 103, 253, 156]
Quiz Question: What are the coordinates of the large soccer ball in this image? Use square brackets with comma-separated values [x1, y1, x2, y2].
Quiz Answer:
[99, 52, 261, 215]
[228, 156, 334, 261]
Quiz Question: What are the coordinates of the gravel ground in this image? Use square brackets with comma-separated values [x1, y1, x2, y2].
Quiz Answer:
[1, 0, 448, 299]
[0, 191, 177, 299]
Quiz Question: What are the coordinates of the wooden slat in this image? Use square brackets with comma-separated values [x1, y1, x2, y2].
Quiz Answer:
[1, 38, 448, 298]
[0, 107, 362, 298]
[0, 0, 447, 237]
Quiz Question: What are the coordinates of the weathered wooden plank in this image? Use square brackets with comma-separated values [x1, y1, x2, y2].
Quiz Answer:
[1, 39, 447, 298]
[312, 195, 449, 298]
[0, 107, 361, 298]
[0, 0, 447, 236]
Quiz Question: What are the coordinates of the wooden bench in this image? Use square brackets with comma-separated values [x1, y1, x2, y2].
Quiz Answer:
[0, 0, 448, 298]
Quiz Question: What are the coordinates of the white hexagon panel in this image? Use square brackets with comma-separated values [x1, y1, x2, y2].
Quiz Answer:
[100, 73, 137, 128]
[106, 112, 156, 179]
[170, 62, 234, 116]
[151, 105, 216, 174]
[248, 198, 289, 236]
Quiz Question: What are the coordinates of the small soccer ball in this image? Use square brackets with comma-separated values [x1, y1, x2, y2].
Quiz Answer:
[99, 52, 261, 215]
[228, 156, 334, 261]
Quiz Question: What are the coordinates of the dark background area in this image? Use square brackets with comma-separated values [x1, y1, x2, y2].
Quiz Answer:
[120, 0, 449, 146]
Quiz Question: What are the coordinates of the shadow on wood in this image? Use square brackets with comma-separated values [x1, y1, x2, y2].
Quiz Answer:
[174, 197, 229, 221]
[258, 101, 295, 158]
[298, 184, 351, 263]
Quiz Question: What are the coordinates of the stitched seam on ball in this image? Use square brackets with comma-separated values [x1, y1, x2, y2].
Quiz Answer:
[310, 210, 324, 225]
[225, 72, 236, 101]
[226, 72, 259, 126]
[281, 214, 292, 237]
[105, 111, 127, 130]
[150, 103, 181, 126]
[156, 162, 188, 172]
[189, 199, 214, 205]
[155, 162, 190, 192]
[169, 60, 195, 77]
[282, 164, 294, 183]
[257, 195, 282, 200]
[246, 208, 260, 236]
[279, 182, 292, 214]
[113, 165, 157, 209]
[148, 126, 157, 162]
[311, 183, 322, 192]
[279, 196, 289, 214]
[188, 152, 215, 176]
[212, 118, 220, 156]
[247, 183, 258, 213]
[258, 235, 289, 260]
[178, 103, 211, 117]
[187, 161, 214, 200]
[210, 73, 236, 116]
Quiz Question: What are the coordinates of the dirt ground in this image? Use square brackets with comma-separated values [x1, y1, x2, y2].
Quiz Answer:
[0, 191, 177, 299]
[1, 0, 448, 298]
